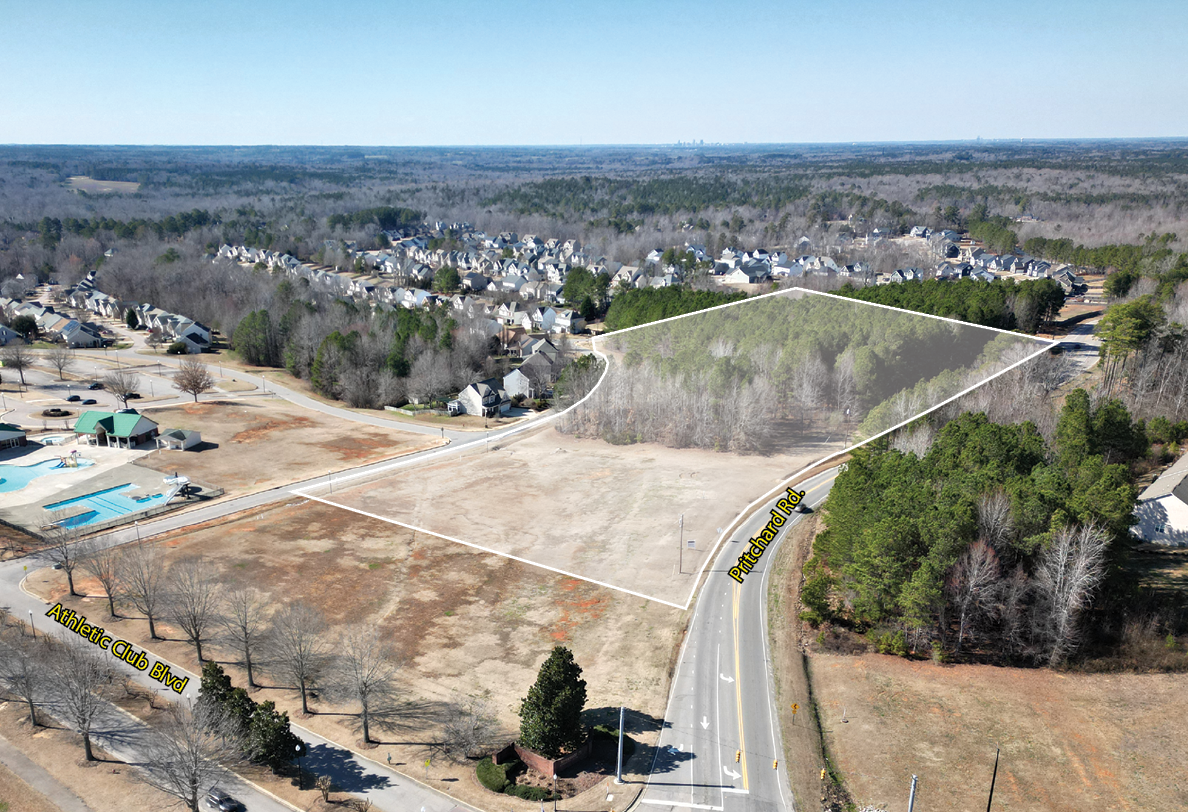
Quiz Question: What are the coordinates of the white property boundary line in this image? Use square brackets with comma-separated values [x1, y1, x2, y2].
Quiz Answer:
[296, 290, 1058, 611]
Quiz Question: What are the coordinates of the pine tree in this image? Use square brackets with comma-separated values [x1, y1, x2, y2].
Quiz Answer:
[518, 646, 587, 758]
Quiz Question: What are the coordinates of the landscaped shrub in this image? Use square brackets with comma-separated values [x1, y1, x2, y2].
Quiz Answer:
[506, 784, 553, 801]
[166, 341, 188, 355]
[476, 758, 514, 793]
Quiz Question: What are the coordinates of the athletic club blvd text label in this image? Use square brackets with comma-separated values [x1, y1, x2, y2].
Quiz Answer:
[44, 603, 190, 694]
[728, 488, 805, 584]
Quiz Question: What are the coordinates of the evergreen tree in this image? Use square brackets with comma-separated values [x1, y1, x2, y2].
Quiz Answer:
[248, 701, 304, 770]
[518, 646, 587, 758]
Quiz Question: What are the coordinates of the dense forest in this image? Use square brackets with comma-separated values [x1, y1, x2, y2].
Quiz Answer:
[808, 391, 1149, 666]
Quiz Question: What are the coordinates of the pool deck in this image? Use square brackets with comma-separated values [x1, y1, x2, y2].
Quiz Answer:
[0, 440, 178, 533]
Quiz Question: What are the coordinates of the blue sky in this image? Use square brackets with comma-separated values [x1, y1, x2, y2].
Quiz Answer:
[2, 0, 1185, 145]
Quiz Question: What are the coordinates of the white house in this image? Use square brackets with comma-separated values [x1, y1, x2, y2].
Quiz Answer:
[156, 428, 203, 450]
[456, 379, 510, 417]
[1132, 453, 1188, 547]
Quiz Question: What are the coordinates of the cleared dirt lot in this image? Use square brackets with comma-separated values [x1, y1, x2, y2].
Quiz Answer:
[66, 175, 140, 194]
[28, 498, 686, 810]
[323, 424, 842, 606]
[810, 652, 1188, 811]
[136, 398, 442, 495]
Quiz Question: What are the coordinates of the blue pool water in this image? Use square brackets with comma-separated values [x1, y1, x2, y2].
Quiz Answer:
[0, 458, 95, 493]
[43, 483, 168, 527]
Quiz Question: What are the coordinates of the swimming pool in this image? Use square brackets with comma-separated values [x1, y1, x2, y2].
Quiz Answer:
[0, 458, 95, 493]
[44, 483, 168, 528]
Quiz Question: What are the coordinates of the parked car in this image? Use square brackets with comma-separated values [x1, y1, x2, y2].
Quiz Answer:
[127, 392, 142, 399]
[205, 789, 239, 811]
[88, 382, 103, 390]
[82, 398, 98, 405]
[66, 395, 81, 402]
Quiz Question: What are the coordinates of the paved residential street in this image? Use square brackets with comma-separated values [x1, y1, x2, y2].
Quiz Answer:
[640, 469, 837, 812]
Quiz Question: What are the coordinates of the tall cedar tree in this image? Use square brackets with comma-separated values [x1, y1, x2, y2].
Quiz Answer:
[518, 646, 587, 758]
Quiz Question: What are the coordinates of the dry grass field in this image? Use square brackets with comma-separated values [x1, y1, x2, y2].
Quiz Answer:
[809, 653, 1188, 811]
[27, 498, 686, 810]
[136, 398, 442, 495]
[323, 424, 843, 606]
[66, 175, 140, 194]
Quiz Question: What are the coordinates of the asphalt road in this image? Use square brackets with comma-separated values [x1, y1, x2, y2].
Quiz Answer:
[1056, 318, 1102, 378]
[639, 469, 837, 812]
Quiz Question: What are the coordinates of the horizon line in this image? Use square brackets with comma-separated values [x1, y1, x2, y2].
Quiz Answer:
[2, 135, 1188, 150]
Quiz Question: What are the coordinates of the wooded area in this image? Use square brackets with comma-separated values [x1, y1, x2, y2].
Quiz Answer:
[807, 391, 1147, 665]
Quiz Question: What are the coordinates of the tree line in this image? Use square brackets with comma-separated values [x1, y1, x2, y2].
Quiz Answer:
[603, 286, 746, 331]
[834, 277, 1066, 334]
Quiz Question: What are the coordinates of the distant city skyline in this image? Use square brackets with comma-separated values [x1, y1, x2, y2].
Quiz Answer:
[2, 0, 1185, 146]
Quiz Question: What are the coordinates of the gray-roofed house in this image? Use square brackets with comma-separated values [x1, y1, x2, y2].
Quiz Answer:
[156, 428, 203, 451]
[456, 379, 510, 417]
[1131, 452, 1188, 547]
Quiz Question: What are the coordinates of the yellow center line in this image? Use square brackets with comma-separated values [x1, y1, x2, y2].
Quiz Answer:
[733, 582, 748, 789]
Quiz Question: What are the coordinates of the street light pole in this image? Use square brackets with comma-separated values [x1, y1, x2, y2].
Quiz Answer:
[615, 705, 625, 784]
[296, 743, 304, 789]
[678, 513, 684, 574]
[28, 609, 35, 639]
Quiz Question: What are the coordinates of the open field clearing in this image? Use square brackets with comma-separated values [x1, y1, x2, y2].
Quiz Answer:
[136, 398, 443, 495]
[321, 424, 842, 605]
[810, 652, 1188, 811]
[27, 498, 685, 809]
[66, 175, 140, 193]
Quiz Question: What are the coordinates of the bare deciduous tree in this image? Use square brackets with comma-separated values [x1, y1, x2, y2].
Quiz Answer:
[166, 557, 221, 663]
[977, 490, 1015, 550]
[1034, 523, 1110, 666]
[80, 540, 124, 618]
[102, 367, 140, 407]
[0, 633, 47, 726]
[134, 701, 246, 812]
[219, 587, 270, 689]
[46, 345, 75, 379]
[47, 639, 113, 761]
[267, 602, 331, 714]
[330, 627, 400, 744]
[1, 343, 31, 386]
[174, 358, 215, 402]
[440, 690, 502, 762]
[890, 423, 935, 457]
[119, 541, 166, 639]
[945, 540, 1001, 652]
[39, 517, 84, 597]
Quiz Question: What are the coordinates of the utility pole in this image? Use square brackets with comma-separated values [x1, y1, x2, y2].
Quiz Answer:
[908, 774, 918, 812]
[678, 513, 684, 574]
[986, 748, 1000, 812]
[615, 705, 625, 784]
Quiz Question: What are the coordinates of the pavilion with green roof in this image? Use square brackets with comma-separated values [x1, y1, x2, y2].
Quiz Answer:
[73, 410, 159, 449]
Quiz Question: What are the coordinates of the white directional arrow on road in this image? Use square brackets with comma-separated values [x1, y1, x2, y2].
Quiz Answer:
[701, 716, 709, 729]
[719, 674, 734, 683]
[722, 766, 741, 780]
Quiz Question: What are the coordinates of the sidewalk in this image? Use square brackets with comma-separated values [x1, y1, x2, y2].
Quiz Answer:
[0, 731, 93, 812]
